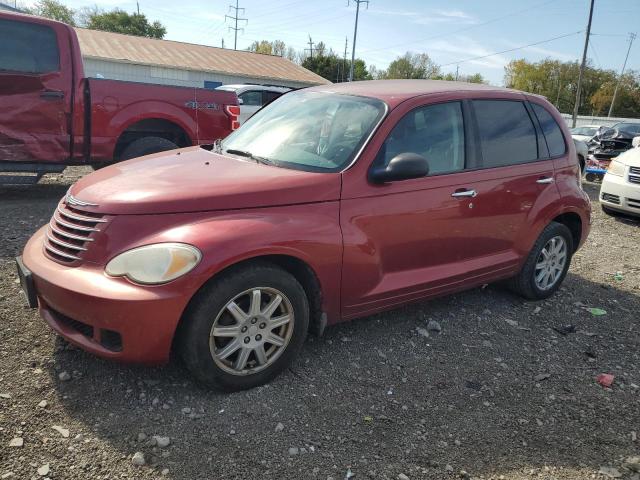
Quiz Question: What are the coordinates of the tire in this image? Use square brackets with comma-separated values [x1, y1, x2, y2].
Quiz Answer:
[578, 155, 585, 173]
[585, 173, 597, 182]
[120, 136, 178, 161]
[508, 222, 574, 300]
[178, 263, 309, 391]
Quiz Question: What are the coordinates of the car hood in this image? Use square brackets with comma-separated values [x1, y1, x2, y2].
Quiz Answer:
[70, 146, 342, 215]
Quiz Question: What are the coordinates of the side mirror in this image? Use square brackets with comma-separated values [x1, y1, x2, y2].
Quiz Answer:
[369, 152, 429, 183]
[238, 97, 244, 105]
[633, 136, 640, 148]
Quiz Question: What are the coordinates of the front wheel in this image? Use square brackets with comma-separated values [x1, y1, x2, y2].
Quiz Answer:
[508, 222, 573, 300]
[179, 263, 309, 391]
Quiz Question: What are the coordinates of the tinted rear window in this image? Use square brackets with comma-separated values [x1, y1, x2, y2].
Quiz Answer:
[0, 19, 60, 74]
[532, 103, 566, 157]
[473, 100, 538, 168]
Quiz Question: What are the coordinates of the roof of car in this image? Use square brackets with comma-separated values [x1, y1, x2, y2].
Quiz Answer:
[305, 79, 518, 107]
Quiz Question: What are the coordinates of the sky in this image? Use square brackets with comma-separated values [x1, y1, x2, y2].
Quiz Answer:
[24, 0, 640, 85]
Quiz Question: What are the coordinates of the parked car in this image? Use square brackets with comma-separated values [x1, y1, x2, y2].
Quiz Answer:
[584, 122, 640, 182]
[600, 147, 640, 217]
[570, 125, 601, 143]
[215, 84, 291, 125]
[17, 80, 591, 391]
[0, 11, 239, 184]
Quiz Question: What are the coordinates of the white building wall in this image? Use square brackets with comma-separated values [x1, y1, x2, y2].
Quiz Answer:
[82, 58, 313, 89]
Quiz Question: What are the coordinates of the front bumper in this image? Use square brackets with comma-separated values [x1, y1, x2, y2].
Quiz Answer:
[21, 227, 190, 364]
[600, 173, 640, 216]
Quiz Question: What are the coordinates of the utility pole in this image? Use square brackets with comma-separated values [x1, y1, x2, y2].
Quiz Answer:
[136, 2, 140, 14]
[608, 32, 636, 118]
[342, 37, 348, 83]
[571, 0, 594, 128]
[348, 0, 369, 82]
[305, 35, 315, 60]
[455, 65, 459, 81]
[222, 38, 225, 49]
[225, 0, 247, 51]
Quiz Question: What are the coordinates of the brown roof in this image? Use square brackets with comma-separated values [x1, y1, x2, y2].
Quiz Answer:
[74, 28, 330, 86]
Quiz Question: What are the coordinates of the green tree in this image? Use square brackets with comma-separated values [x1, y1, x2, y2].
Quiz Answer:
[25, 0, 76, 25]
[86, 9, 166, 39]
[247, 40, 287, 56]
[380, 52, 440, 79]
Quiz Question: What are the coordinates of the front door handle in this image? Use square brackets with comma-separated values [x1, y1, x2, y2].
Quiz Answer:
[40, 90, 64, 100]
[536, 177, 554, 184]
[451, 189, 477, 198]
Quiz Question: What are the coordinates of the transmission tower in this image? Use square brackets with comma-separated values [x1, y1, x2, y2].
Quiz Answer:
[305, 35, 315, 59]
[225, 0, 247, 50]
[348, 0, 369, 82]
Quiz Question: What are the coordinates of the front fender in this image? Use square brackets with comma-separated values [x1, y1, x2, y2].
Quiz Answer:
[99, 202, 343, 324]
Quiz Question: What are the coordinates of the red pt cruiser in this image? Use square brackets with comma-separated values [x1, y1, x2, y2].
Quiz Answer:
[18, 80, 591, 391]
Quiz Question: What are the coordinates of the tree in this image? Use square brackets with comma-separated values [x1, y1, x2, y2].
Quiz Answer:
[247, 40, 287, 57]
[504, 58, 640, 116]
[86, 9, 166, 39]
[380, 52, 440, 79]
[25, 0, 76, 25]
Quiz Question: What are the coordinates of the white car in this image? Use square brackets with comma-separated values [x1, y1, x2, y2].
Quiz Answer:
[215, 84, 291, 125]
[600, 147, 640, 217]
[570, 125, 601, 143]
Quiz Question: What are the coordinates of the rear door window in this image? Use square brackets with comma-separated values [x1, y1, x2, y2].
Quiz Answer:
[0, 19, 60, 74]
[263, 90, 282, 106]
[376, 101, 465, 176]
[239, 90, 263, 106]
[531, 103, 566, 157]
[473, 100, 538, 167]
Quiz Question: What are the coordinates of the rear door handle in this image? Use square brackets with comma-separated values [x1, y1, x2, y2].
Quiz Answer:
[536, 177, 554, 184]
[40, 90, 64, 99]
[451, 189, 477, 198]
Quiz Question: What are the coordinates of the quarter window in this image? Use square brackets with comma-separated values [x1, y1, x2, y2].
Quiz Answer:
[239, 91, 262, 106]
[0, 19, 60, 74]
[473, 100, 538, 167]
[377, 102, 465, 176]
[532, 103, 566, 157]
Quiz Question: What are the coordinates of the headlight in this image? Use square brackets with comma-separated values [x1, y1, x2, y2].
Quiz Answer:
[106, 243, 201, 284]
[607, 159, 626, 177]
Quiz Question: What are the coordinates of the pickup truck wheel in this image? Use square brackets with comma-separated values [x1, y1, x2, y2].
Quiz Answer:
[508, 222, 573, 300]
[120, 136, 178, 161]
[179, 263, 309, 391]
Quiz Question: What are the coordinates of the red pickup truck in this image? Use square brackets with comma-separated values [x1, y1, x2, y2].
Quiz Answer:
[0, 12, 239, 183]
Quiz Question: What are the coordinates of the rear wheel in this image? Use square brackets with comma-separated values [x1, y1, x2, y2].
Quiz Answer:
[179, 263, 309, 391]
[120, 136, 178, 161]
[508, 222, 573, 300]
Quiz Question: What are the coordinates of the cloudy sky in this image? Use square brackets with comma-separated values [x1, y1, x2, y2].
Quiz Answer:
[24, 0, 640, 85]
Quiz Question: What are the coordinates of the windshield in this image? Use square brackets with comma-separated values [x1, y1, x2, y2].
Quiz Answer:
[221, 91, 386, 172]
[614, 123, 640, 135]
[571, 127, 598, 136]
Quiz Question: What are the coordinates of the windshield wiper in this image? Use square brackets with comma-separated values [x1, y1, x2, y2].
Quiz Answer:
[224, 148, 275, 166]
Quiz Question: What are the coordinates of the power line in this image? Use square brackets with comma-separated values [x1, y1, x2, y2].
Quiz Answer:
[439, 30, 583, 68]
[360, 0, 556, 55]
[608, 32, 636, 118]
[348, 0, 369, 82]
[225, 0, 248, 50]
[572, 0, 595, 128]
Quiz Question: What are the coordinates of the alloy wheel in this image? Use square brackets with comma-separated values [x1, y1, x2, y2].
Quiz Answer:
[209, 287, 294, 376]
[534, 235, 567, 291]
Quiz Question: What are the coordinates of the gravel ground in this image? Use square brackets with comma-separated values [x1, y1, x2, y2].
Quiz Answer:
[1, 168, 639, 480]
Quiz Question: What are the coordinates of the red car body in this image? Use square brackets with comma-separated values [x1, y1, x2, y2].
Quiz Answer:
[0, 11, 238, 171]
[20, 80, 591, 364]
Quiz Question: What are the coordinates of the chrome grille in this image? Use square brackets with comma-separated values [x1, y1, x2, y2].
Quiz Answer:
[629, 166, 640, 184]
[44, 201, 107, 263]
